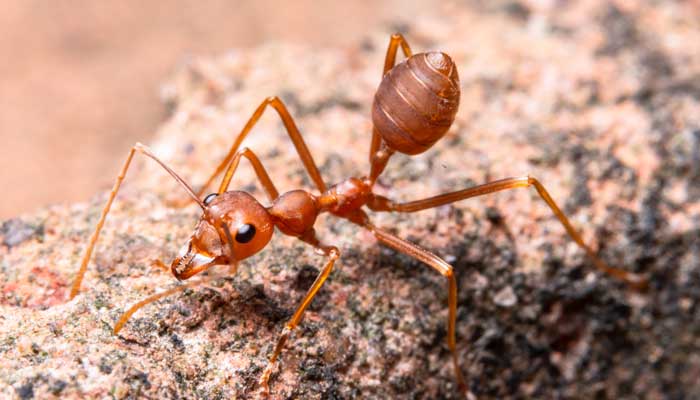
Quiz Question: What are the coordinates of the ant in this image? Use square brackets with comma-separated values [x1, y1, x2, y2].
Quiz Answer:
[69, 33, 647, 393]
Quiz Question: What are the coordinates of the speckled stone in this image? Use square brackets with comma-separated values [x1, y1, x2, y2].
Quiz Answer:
[2, 1, 700, 399]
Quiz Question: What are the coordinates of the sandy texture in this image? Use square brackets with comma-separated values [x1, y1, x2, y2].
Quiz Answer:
[2, 1, 700, 398]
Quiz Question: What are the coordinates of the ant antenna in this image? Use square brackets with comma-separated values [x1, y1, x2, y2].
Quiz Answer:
[135, 143, 205, 210]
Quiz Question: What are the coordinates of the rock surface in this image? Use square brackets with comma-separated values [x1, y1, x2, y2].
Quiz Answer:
[2, 2, 700, 399]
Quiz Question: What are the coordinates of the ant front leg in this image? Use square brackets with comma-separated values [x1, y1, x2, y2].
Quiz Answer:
[361, 222, 468, 393]
[115, 223, 240, 335]
[193, 96, 327, 203]
[113, 273, 221, 334]
[368, 176, 648, 289]
[69, 143, 205, 299]
[259, 235, 340, 394]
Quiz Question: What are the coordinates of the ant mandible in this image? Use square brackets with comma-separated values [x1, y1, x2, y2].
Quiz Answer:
[69, 33, 647, 393]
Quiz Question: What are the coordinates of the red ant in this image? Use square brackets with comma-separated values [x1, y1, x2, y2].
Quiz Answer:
[69, 34, 646, 393]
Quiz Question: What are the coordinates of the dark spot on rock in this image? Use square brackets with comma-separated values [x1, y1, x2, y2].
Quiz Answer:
[1, 219, 43, 248]
[237, 282, 291, 323]
[388, 22, 411, 36]
[173, 370, 185, 386]
[389, 374, 415, 393]
[320, 384, 342, 400]
[689, 129, 700, 200]
[300, 359, 327, 381]
[638, 177, 665, 244]
[564, 145, 592, 214]
[664, 77, 700, 102]
[168, 306, 192, 325]
[640, 49, 674, 80]
[49, 379, 67, 395]
[99, 356, 113, 374]
[360, 37, 374, 52]
[128, 370, 152, 390]
[320, 153, 350, 184]
[242, 182, 257, 194]
[280, 89, 361, 117]
[295, 264, 320, 291]
[599, 151, 638, 195]
[503, 1, 530, 21]
[477, 328, 507, 355]
[596, 4, 639, 56]
[170, 333, 185, 351]
[16, 381, 34, 399]
[485, 207, 503, 225]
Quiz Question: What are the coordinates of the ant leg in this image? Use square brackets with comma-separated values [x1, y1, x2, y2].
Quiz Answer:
[259, 237, 340, 393]
[362, 222, 467, 392]
[369, 34, 413, 178]
[196, 96, 326, 200]
[381, 33, 413, 76]
[217, 147, 279, 201]
[113, 272, 220, 334]
[368, 176, 647, 289]
[149, 259, 170, 273]
[69, 143, 205, 299]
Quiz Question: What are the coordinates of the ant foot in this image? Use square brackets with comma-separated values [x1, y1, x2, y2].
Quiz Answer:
[149, 259, 169, 273]
[258, 365, 274, 395]
[626, 272, 649, 292]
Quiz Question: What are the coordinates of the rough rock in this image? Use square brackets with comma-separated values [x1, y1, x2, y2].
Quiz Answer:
[2, 2, 700, 399]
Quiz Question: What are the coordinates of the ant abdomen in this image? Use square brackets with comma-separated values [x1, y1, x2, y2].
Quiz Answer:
[372, 52, 460, 155]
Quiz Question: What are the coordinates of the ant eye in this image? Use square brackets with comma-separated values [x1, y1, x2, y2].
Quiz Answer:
[235, 224, 256, 243]
[203, 193, 218, 205]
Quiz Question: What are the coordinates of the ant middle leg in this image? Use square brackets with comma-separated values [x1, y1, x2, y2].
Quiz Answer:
[361, 222, 468, 392]
[69, 143, 205, 299]
[259, 234, 340, 393]
[194, 96, 327, 201]
[368, 176, 647, 289]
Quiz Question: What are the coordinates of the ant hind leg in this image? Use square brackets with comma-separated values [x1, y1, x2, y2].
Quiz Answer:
[362, 222, 468, 393]
[368, 34, 413, 181]
[368, 175, 648, 289]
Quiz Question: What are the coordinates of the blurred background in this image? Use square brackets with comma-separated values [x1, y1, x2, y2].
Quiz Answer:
[0, 0, 440, 218]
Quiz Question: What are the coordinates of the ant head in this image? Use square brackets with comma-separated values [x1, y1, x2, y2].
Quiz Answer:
[171, 191, 274, 280]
